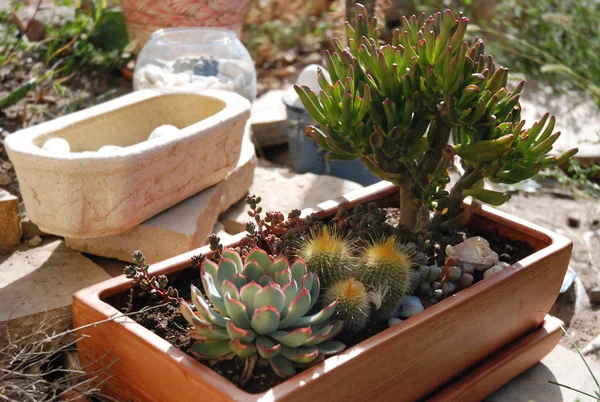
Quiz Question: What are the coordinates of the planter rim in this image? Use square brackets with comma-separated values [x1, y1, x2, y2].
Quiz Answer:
[73, 181, 572, 400]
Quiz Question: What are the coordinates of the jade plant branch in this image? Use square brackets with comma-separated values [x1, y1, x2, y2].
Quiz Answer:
[295, 4, 578, 232]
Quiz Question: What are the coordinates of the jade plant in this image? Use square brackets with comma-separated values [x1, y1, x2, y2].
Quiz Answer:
[295, 4, 578, 232]
[180, 247, 345, 384]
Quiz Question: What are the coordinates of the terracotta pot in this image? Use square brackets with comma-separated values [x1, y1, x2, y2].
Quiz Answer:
[72, 181, 572, 401]
[121, 0, 249, 53]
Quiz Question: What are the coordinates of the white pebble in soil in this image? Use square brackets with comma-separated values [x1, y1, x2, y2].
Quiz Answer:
[397, 295, 425, 318]
[388, 318, 403, 327]
[148, 125, 179, 140]
[446, 236, 500, 271]
[42, 138, 70, 153]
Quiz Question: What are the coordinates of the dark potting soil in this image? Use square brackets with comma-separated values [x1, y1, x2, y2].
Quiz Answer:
[107, 207, 536, 395]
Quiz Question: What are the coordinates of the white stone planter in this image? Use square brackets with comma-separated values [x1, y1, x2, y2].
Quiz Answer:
[5, 89, 251, 238]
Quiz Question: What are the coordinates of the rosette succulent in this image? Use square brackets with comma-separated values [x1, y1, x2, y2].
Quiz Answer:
[180, 247, 345, 384]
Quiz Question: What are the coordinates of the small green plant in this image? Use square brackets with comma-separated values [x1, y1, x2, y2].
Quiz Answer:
[124, 250, 180, 303]
[322, 278, 371, 333]
[298, 226, 354, 288]
[295, 4, 578, 232]
[180, 248, 345, 384]
[354, 237, 413, 320]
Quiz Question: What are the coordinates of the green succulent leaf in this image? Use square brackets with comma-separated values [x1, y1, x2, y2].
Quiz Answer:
[222, 249, 243, 272]
[279, 288, 312, 328]
[226, 320, 257, 343]
[240, 282, 262, 314]
[317, 340, 347, 356]
[228, 339, 257, 359]
[254, 282, 285, 312]
[462, 188, 511, 206]
[270, 327, 312, 347]
[191, 285, 227, 327]
[224, 293, 252, 328]
[189, 339, 233, 359]
[245, 248, 272, 271]
[269, 354, 296, 378]
[218, 258, 239, 286]
[251, 305, 281, 335]
[256, 336, 282, 359]
[280, 345, 320, 364]
[268, 258, 289, 277]
[242, 261, 264, 282]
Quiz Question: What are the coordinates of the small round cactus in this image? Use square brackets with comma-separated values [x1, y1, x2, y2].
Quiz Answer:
[298, 226, 354, 289]
[323, 278, 371, 333]
[354, 237, 413, 320]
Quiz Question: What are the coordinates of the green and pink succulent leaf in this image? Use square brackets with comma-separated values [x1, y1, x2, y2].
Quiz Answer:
[251, 305, 281, 335]
[269, 354, 296, 378]
[256, 336, 282, 359]
[245, 247, 271, 271]
[189, 339, 233, 359]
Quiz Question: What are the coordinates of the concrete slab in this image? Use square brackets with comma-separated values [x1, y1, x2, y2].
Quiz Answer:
[221, 159, 364, 234]
[0, 238, 111, 345]
[65, 131, 256, 264]
[487, 345, 600, 401]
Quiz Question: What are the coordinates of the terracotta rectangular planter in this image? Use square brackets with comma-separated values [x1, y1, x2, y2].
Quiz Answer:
[5, 89, 250, 239]
[72, 181, 572, 401]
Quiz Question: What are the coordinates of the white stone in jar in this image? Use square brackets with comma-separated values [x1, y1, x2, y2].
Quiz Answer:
[144, 64, 164, 85]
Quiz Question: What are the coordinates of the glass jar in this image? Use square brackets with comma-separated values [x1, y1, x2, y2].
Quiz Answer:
[134, 27, 257, 102]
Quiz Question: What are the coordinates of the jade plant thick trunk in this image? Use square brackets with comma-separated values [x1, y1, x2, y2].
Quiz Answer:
[296, 4, 577, 232]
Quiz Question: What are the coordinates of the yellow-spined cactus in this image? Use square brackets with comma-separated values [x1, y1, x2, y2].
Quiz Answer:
[354, 237, 413, 320]
[298, 226, 354, 289]
[323, 278, 370, 333]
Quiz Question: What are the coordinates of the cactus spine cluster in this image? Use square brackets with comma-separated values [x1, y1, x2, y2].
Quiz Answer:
[322, 278, 371, 333]
[298, 226, 354, 289]
[354, 237, 414, 320]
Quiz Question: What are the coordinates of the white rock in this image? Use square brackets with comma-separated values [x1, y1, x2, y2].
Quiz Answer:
[174, 72, 191, 86]
[446, 236, 499, 271]
[27, 235, 42, 247]
[388, 318, 403, 327]
[398, 295, 425, 318]
[483, 264, 505, 279]
[98, 145, 122, 154]
[148, 124, 179, 140]
[144, 64, 163, 85]
[297, 64, 330, 90]
[42, 138, 70, 153]
[282, 64, 330, 110]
